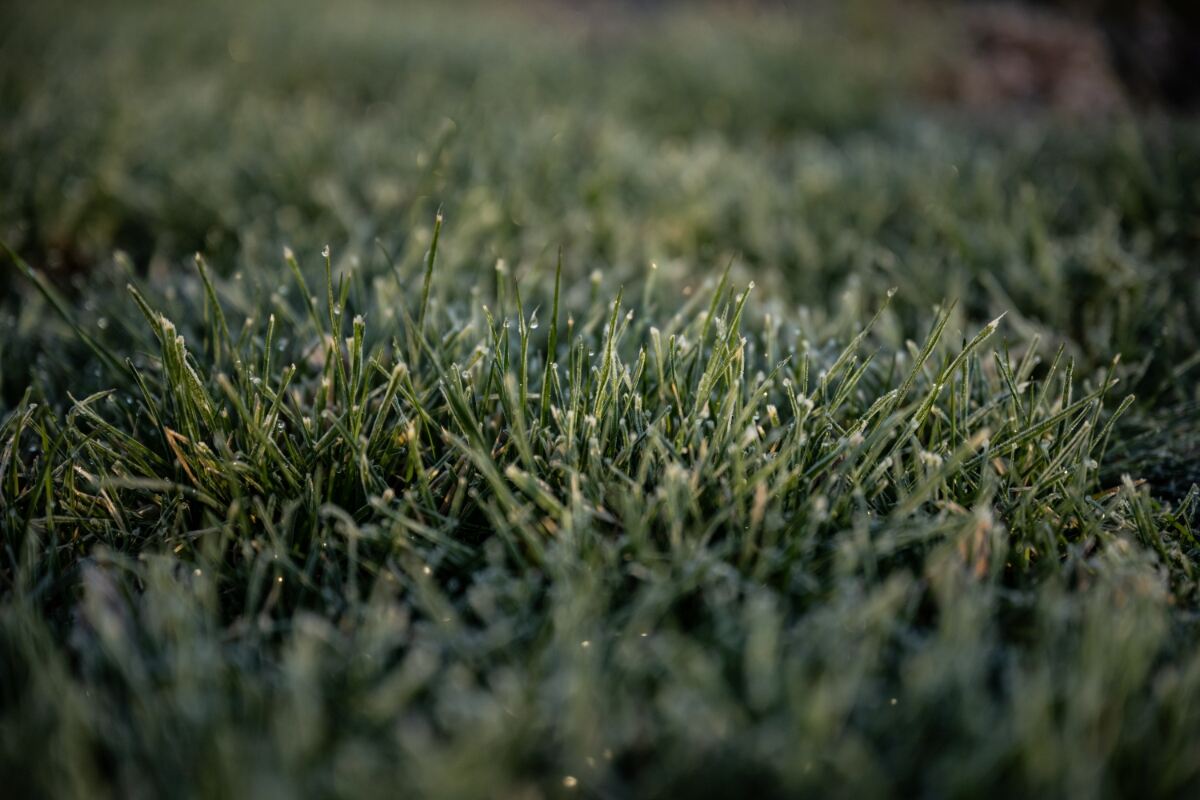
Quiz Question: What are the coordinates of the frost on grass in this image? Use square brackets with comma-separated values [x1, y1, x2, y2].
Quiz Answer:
[1, 1, 1199, 797]
[3, 231, 1198, 796]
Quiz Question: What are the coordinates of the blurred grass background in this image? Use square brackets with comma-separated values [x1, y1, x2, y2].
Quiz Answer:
[3, 0, 1196, 487]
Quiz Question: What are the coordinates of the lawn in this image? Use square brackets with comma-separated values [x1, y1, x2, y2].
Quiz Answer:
[2, 1, 1199, 797]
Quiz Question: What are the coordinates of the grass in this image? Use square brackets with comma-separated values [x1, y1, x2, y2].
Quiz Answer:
[2, 0, 1199, 797]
